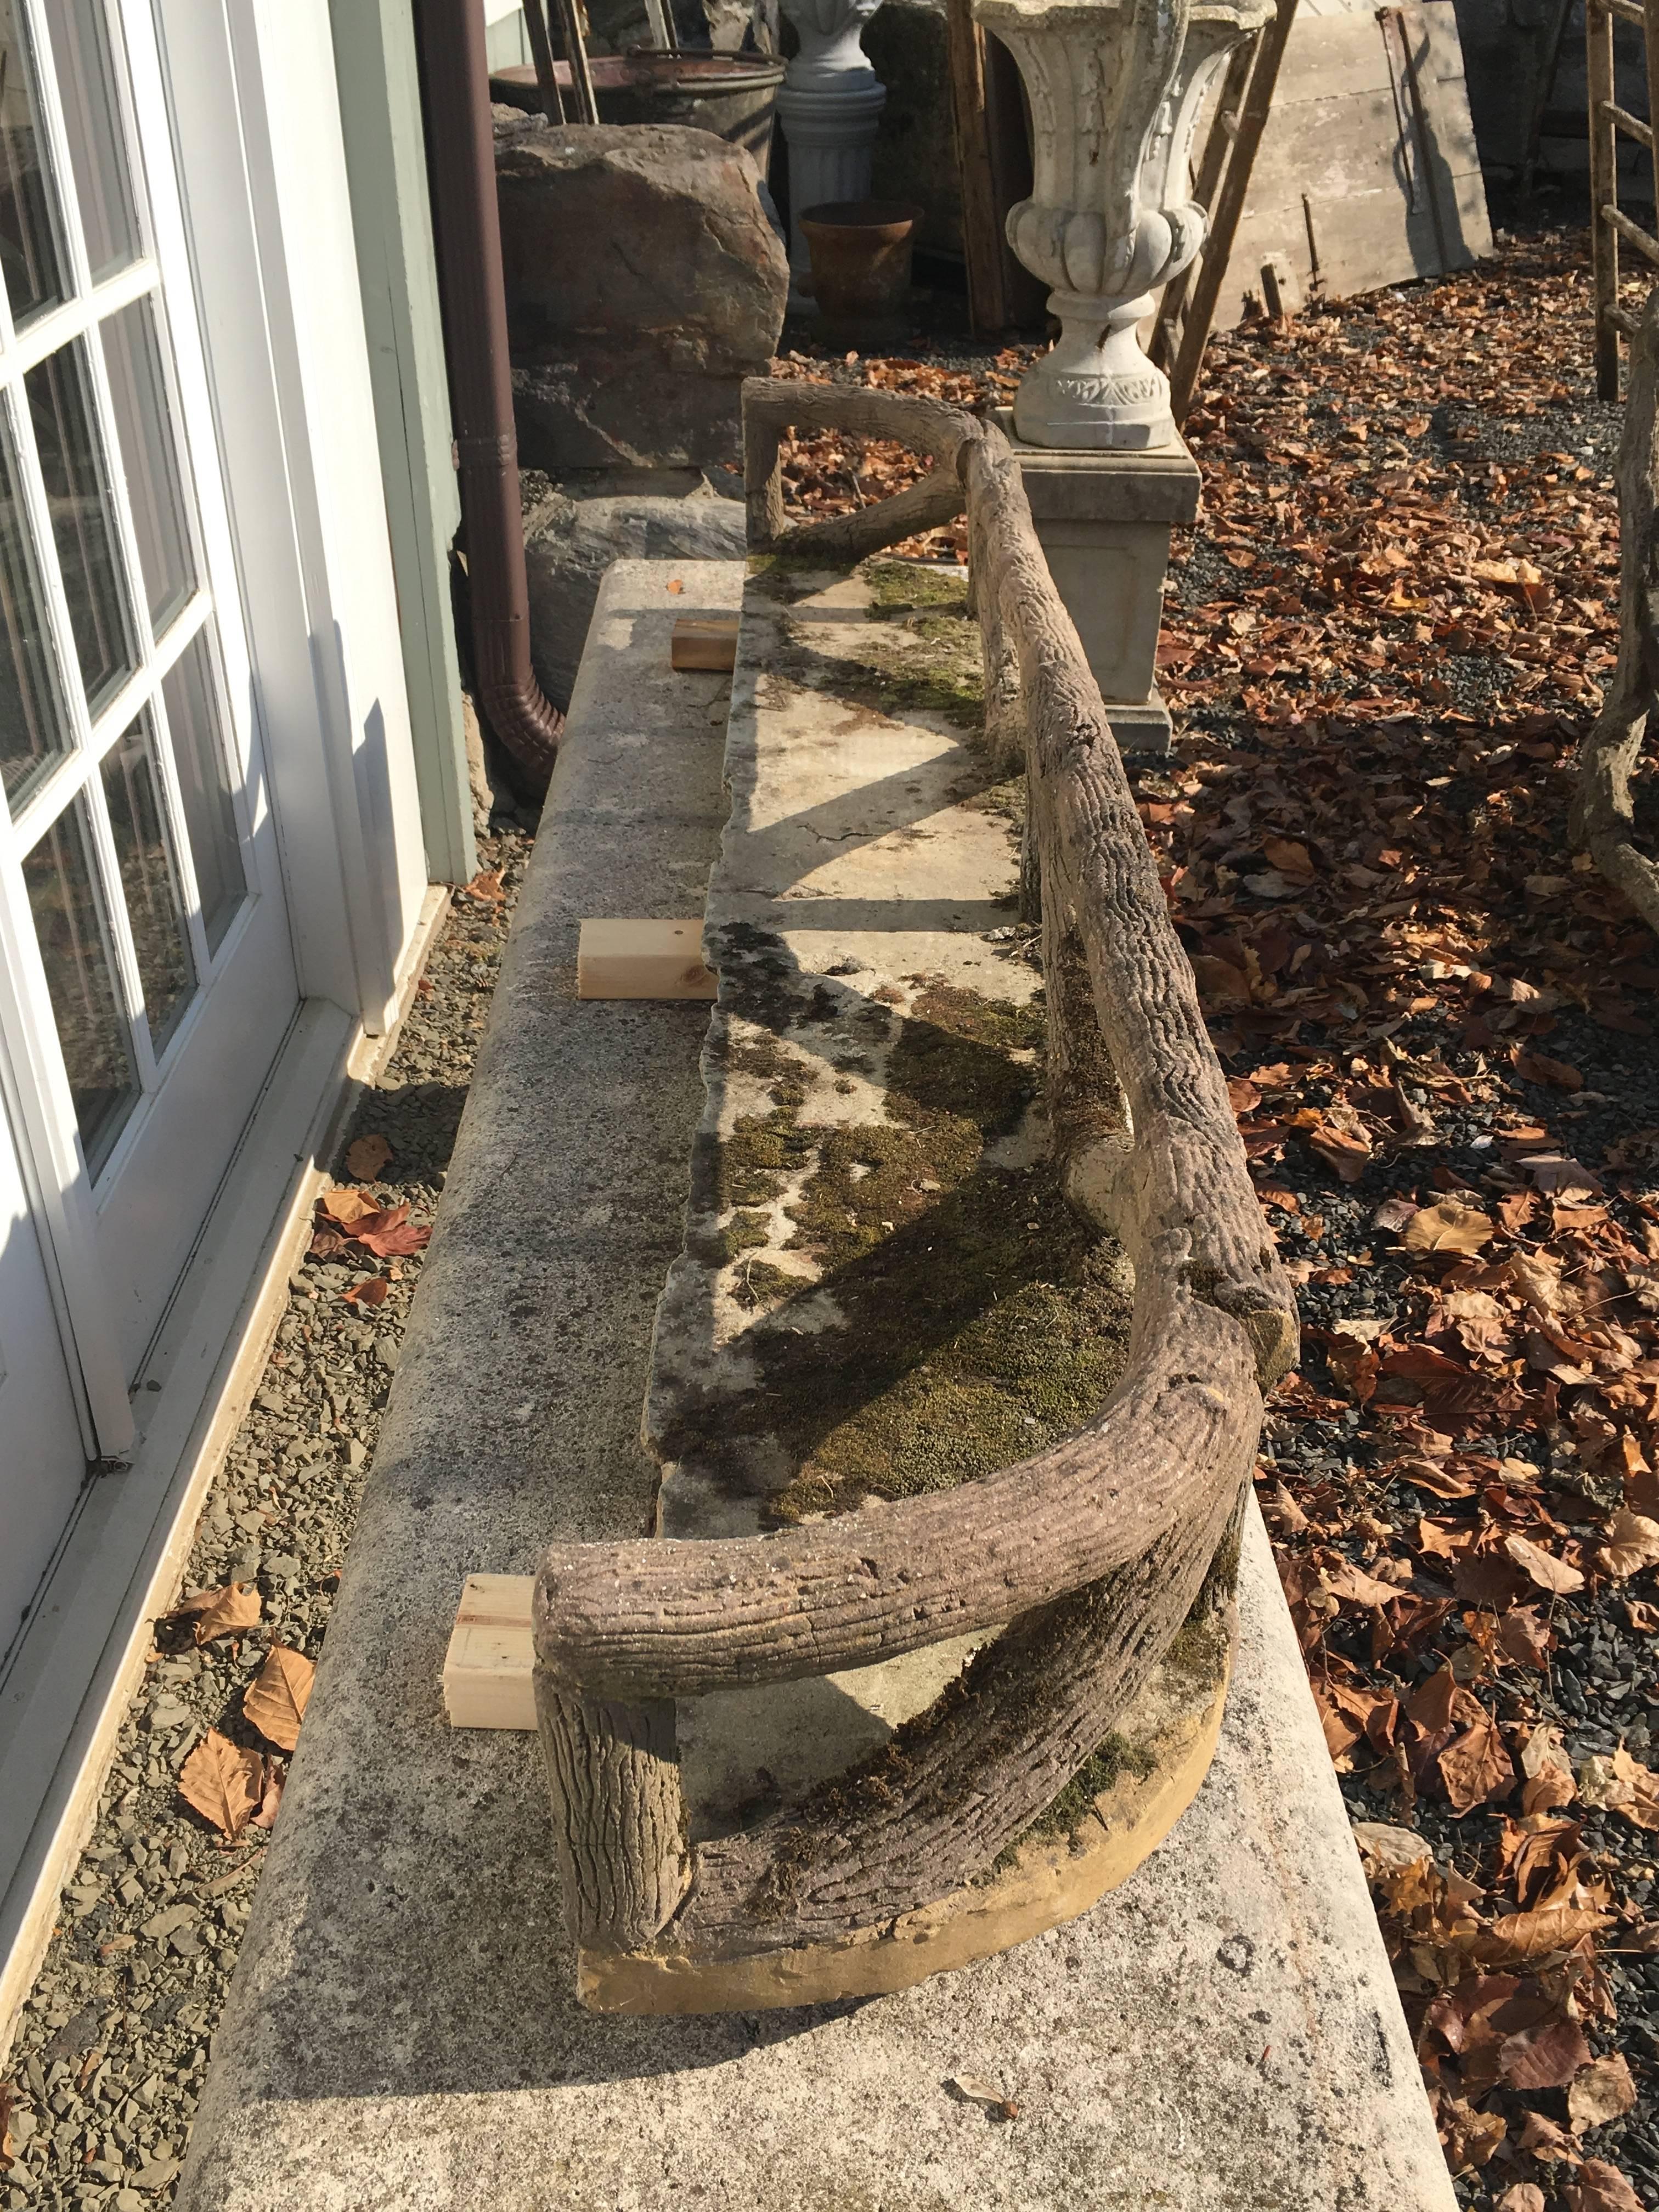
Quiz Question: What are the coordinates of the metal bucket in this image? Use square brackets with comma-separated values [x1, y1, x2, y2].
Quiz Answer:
[490, 51, 785, 167]
[798, 200, 922, 346]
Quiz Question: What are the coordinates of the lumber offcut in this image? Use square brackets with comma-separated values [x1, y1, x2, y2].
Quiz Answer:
[671, 616, 739, 672]
[576, 919, 718, 1000]
[444, 1574, 535, 1729]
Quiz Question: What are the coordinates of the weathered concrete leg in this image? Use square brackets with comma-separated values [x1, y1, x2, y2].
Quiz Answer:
[535, 1684, 689, 1950]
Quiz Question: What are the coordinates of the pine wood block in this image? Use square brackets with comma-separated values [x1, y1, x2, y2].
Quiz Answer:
[670, 616, 738, 672]
[443, 1573, 535, 1730]
[576, 919, 717, 1001]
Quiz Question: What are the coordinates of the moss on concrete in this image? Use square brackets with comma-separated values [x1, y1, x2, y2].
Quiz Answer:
[670, 972, 1132, 1524]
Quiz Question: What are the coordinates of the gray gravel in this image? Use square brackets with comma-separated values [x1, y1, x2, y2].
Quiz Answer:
[0, 830, 532, 2210]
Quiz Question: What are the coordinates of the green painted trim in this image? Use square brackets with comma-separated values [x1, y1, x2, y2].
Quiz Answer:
[329, 0, 477, 887]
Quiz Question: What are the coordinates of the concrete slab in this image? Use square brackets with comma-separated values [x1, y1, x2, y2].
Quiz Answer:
[176, 559, 1456, 2212]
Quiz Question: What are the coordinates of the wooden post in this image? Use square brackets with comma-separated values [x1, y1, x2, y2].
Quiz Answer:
[1150, 35, 1255, 374]
[1590, 0, 1621, 400]
[947, 0, 1014, 331]
[1168, 0, 1300, 427]
[522, 0, 568, 123]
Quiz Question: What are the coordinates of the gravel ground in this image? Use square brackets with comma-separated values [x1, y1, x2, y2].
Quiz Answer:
[0, 830, 532, 2209]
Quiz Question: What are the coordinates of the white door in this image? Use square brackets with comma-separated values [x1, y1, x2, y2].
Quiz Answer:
[0, 0, 300, 1632]
[0, 1086, 85, 1658]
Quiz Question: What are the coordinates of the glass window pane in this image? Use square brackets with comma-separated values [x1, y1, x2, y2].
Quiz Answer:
[100, 716, 194, 1053]
[0, 0, 66, 326]
[102, 296, 193, 634]
[24, 793, 136, 1175]
[26, 337, 134, 715]
[0, 407, 72, 807]
[43, 0, 136, 282]
[162, 628, 243, 953]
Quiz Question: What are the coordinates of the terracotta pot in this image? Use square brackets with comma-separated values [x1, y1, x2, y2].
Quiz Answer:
[798, 199, 921, 343]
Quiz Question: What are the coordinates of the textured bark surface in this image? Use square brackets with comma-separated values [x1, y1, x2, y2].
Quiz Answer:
[534, 1687, 689, 1948]
[533, 383, 1297, 1970]
[742, 376, 974, 566]
[1574, 285, 1659, 936]
[669, 1453, 1248, 1954]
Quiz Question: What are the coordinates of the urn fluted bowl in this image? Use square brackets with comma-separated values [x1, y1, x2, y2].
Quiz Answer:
[974, 0, 1271, 448]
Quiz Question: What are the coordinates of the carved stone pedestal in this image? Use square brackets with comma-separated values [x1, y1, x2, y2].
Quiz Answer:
[997, 408, 1199, 753]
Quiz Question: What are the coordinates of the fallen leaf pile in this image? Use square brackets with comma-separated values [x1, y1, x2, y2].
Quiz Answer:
[775, 230, 1659, 2205]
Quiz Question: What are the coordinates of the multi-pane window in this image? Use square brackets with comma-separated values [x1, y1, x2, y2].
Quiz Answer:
[0, 0, 247, 1177]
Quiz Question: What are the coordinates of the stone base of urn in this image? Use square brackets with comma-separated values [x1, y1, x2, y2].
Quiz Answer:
[997, 408, 1198, 754]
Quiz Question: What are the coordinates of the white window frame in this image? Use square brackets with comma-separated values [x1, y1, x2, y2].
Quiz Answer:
[0, 0, 272, 1453]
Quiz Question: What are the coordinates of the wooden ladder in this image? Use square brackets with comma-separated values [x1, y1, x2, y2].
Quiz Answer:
[1589, 0, 1659, 398]
[1149, 0, 1300, 428]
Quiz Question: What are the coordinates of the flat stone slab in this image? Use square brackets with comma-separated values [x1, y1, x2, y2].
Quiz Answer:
[176, 559, 1456, 2212]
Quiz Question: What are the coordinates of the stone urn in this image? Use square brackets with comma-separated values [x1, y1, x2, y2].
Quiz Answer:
[974, 0, 1271, 448]
[776, 0, 888, 295]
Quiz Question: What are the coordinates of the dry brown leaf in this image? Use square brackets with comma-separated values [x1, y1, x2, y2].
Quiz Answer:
[1521, 1724, 1577, 1813]
[1569, 2052, 1637, 2134]
[0, 2081, 13, 2172]
[1465, 1905, 1613, 1967]
[342, 1276, 389, 1308]
[1503, 1533, 1585, 1595]
[187, 1581, 261, 1646]
[343, 1133, 391, 1181]
[949, 2074, 1018, 2120]
[178, 1729, 263, 1841]
[1352, 1821, 1431, 1872]
[250, 1757, 285, 1830]
[349, 1203, 431, 1260]
[1515, 1052, 1583, 1092]
[1438, 2096, 1506, 2172]
[1495, 2188, 1545, 2212]
[1577, 1747, 1659, 1830]
[1564, 2164, 1645, 2212]
[1519, 2108, 1583, 2164]
[318, 1187, 380, 1227]
[242, 1644, 315, 1753]
[1403, 1200, 1494, 1254]
[1498, 2015, 1591, 2090]
[1597, 1510, 1659, 1581]
[1440, 1713, 1515, 1814]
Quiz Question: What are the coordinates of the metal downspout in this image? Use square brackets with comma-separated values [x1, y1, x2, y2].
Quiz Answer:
[416, 0, 563, 791]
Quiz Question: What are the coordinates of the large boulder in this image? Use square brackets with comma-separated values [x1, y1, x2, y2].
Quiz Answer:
[523, 477, 748, 711]
[495, 119, 788, 472]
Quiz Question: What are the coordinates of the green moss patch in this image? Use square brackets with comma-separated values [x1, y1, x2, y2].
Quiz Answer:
[675, 974, 1132, 1522]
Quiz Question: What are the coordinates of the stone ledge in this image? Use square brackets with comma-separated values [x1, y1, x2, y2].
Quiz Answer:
[176, 558, 1455, 2212]
[995, 407, 1203, 524]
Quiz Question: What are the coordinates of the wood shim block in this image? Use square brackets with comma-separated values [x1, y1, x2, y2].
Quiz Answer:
[577, 918, 717, 1001]
[443, 1573, 535, 1730]
[670, 616, 738, 672]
